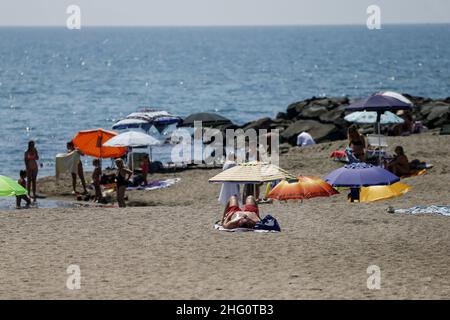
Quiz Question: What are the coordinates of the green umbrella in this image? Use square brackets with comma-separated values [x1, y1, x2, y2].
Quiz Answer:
[0, 175, 27, 197]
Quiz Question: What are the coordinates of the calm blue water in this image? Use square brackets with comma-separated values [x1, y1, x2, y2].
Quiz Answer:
[1, 25, 450, 178]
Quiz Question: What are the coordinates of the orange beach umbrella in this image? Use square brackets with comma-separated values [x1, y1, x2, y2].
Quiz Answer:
[72, 128, 126, 159]
[267, 176, 338, 201]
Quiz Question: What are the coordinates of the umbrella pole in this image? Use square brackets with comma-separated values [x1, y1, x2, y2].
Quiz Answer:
[377, 112, 382, 167]
[130, 147, 134, 173]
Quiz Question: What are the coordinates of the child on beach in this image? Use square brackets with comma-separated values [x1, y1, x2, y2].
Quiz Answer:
[16, 170, 31, 209]
[115, 158, 132, 208]
[92, 159, 102, 202]
[140, 154, 151, 186]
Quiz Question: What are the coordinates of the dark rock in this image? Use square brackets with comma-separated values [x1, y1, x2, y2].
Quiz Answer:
[286, 101, 309, 119]
[319, 105, 347, 124]
[276, 112, 288, 120]
[426, 106, 450, 128]
[270, 119, 292, 129]
[299, 105, 328, 120]
[280, 120, 344, 145]
[242, 117, 274, 131]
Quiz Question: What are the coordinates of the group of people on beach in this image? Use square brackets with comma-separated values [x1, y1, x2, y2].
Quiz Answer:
[16, 140, 152, 209]
[347, 124, 411, 176]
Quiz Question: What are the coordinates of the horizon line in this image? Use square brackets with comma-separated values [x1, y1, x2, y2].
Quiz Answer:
[0, 22, 449, 28]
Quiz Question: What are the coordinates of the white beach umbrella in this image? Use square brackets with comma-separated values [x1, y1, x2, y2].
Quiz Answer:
[103, 131, 161, 171]
[103, 131, 161, 147]
[344, 111, 405, 125]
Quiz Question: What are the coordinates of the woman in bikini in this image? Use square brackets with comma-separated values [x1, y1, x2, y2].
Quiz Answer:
[24, 140, 39, 201]
[347, 125, 366, 161]
[115, 158, 132, 208]
[221, 195, 261, 229]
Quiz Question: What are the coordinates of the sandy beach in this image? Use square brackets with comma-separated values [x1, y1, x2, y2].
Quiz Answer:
[0, 132, 449, 299]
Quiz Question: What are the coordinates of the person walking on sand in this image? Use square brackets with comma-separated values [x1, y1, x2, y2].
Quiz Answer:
[92, 159, 103, 203]
[218, 153, 240, 205]
[24, 140, 39, 201]
[67, 141, 88, 195]
[16, 170, 31, 209]
[115, 158, 132, 208]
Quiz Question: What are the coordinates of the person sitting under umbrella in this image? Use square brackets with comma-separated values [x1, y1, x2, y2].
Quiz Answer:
[386, 146, 410, 176]
[221, 195, 261, 229]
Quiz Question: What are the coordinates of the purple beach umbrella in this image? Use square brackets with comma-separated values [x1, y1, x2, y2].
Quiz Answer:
[345, 94, 413, 113]
[324, 162, 400, 188]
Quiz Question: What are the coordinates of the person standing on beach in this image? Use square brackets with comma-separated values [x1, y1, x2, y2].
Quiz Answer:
[218, 153, 240, 205]
[24, 140, 39, 201]
[347, 125, 366, 161]
[140, 154, 151, 186]
[67, 141, 88, 195]
[92, 159, 103, 202]
[115, 158, 132, 208]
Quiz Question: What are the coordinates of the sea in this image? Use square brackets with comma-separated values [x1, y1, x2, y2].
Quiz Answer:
[1, 25, 450, 179]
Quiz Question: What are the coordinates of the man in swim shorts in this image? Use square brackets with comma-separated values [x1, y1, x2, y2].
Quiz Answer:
[221, 195, 261, 229]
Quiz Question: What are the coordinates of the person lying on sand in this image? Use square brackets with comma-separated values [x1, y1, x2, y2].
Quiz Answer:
[386, 146, 410, 176]
[221, 195, 261, 229]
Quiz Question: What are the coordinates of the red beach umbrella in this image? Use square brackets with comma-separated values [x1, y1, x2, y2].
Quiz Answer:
[267, 176, 338, 201]
[72, 128, 126, 159]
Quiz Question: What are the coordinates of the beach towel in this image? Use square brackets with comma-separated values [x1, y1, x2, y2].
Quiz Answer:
[330, 150, 348, 163]
[55, 151, 81, 181]
[126, 178, 180, 191]
[214, 215, 281, 233]
[389, 205, 450, 217]
[400, 169, 427, 179]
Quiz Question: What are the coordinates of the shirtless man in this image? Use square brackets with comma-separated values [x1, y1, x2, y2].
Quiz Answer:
[387, 146, 410, 176]
[67, 141, 88, 195]
[221, 195, 261, 229]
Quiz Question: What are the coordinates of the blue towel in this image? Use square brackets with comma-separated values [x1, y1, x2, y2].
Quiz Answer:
[254, 215, 281, 232]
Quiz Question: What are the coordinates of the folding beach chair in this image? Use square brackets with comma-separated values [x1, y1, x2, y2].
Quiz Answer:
[366, 134, 388, 165]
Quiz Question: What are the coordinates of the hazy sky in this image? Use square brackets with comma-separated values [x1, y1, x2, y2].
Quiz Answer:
[0, 0, 449, 26]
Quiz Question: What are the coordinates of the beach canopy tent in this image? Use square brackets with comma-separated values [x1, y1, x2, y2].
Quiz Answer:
[267, 176, 338, 201]
[179, 112, 233, 128]
[360, 182, 411, 202]
[72, 129, 127, 159]
[0, 175, 27, 197]
[209, 161, 294, 184]
[112, 109, 182, 133]
[344, 111, 404, 125]
[103, 131, 162, 172]
[324, 162, 400, 188]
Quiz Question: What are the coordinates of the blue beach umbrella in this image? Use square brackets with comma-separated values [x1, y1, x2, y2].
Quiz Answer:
[344, 111, 404, 125]
[324, 162, 400, 188]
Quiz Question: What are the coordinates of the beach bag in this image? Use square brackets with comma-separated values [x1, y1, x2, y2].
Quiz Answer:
[254, 215, 281, 232]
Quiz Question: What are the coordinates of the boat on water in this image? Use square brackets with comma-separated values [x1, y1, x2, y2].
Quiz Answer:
[112, 109, 182, 133]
